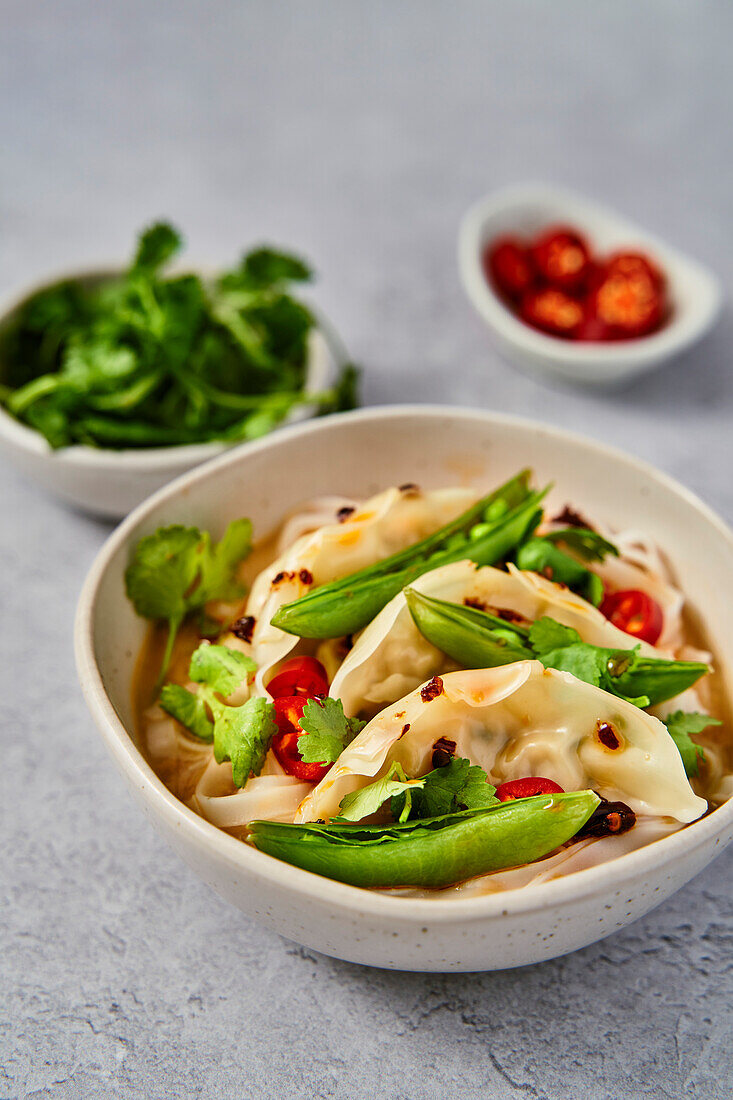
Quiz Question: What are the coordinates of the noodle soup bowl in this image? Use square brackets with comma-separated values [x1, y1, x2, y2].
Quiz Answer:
[75, 406, 733, 971]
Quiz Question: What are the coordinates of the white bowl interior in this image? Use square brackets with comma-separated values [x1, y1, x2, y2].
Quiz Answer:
[77, 407, 733, 970]
[458, 184, 722, 384]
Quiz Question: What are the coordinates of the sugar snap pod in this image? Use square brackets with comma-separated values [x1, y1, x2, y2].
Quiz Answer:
[297, 663, 707, 825]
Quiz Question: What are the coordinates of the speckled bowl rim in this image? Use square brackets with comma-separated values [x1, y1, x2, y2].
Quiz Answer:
[75, 405, 733, 923]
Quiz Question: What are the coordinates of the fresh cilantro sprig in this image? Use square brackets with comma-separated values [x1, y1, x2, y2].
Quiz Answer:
[338, 763, 427, 823]
[0, 223, 359, 450]
[158, 684, 215, 741]
[391, 756, 498, 820]
[337, 756, 498, 823]
[125, 519, 252, 685]
[528, 618, 650, 705]
[159, 641, 274, 789]
[213, 697, 276, 788]
[296, 697, 366, 764]
[664, 711, 720, 778]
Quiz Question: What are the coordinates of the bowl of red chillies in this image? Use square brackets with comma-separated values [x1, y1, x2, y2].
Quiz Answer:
[458, 184, 722, 386]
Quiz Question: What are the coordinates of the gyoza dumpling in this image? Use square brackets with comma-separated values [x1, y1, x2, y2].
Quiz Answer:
[330, 560, 660, 718]
[224, 485, 479, 695]
[298, 663, 707, 824]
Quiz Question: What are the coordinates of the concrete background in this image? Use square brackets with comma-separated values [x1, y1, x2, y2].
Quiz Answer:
[2, 2, 732, 1097]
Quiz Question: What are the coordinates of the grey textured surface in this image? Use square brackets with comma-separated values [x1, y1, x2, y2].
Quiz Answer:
[2, 2, 732, 1097]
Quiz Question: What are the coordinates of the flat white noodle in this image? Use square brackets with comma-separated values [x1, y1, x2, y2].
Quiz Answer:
[298, 663, 707, 824]
[144, 706, 212, 800]
[237, 485, 478, 696]
[712, 774, 733, 803]
[391, 816, 682, 898]
[195, 756, 312, 826]
[330, 560, 658, 719]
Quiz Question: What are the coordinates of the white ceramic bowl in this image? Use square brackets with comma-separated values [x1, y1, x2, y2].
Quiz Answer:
[458, 183, 722, 386]
[75, 406, 733, 971]
[0, 268, 337, 518]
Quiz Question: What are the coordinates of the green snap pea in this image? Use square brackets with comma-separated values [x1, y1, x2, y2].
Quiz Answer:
[249, 790, 601, 888]
[608, 654, 709, 706]
[515, 537, 604, 606]
[405, 588, 533, 667]
[270, 471, 547, 639]
[485, 498, 509, 522]
[405, 591, 708, 706]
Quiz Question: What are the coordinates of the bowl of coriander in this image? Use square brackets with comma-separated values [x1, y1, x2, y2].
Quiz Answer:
[0, 223, 357, 518]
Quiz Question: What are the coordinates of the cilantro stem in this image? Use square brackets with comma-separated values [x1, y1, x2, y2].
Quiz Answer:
[156, 616, 182, 693]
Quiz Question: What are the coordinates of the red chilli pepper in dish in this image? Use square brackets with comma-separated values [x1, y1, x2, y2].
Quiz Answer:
[272, 695, 330, 783]
[495, 777, 565, 802]
[600, 589, 664, 645]
[267, 655, 329, 699]
[531, 227, 591, 292]
[484, 237, 534, 300]
[520, 288, 585, 339]
[605, 251, 665, 293]
[589, 269, 663, 340]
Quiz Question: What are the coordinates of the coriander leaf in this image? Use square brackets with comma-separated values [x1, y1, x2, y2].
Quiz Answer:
[125, 525, 204, 626]
[457, 763, 500, 810]
[214, 696, 277, 788]
[393, 757, 498, 820]
[0, 222, 357, 454]
[536, 642, 607, 688]
[241, 247, 312, 287]
[196, 518, 253, 604]
[132, 222, 182, 272]
[338, 763, 425, 822]
[528, 618, 648, 700]
[528, 620, 647, 701]
[125, 521, 252, 686]
[297, 697, 366, 764]
[25, 401, 72, 448]
[546, 527, 619, 563]
[62, 338, 139, 392]
[665, 711, 720, 778]
[189, 642, 256, 697]
[529, 617, 582, 656]
[159, 684, 214, 741]
[318, 363, 361, 415]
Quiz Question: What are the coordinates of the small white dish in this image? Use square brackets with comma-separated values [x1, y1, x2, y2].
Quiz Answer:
[75, 406, 733, 972]
[458, 183, 723, 386]
[0, 268, 337, 518]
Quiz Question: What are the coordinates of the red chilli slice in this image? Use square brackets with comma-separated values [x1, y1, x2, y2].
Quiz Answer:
[266, 655, 329, 699]
[600, 589, 664, 645]
[495, 777, 565, 802]
[530, 227, 592, 292]
[484, 237, 535, 300]
[520, 287, 585, 338]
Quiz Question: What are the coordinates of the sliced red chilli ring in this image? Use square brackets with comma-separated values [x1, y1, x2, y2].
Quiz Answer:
[495, 777, 565, 801]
